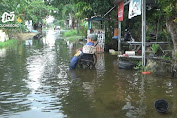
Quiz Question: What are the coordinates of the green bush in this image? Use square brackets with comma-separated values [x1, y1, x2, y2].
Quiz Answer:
[63, 30, 77, 37]
[0, 39, 18, 48]
[157, 29, 171, 42]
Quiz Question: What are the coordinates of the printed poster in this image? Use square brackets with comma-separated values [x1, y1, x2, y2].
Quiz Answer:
[128, 0, 141, 19]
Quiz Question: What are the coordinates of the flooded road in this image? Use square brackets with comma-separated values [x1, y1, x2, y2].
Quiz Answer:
[0, 30, 177, 118]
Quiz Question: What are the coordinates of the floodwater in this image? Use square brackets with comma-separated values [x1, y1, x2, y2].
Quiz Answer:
[0, 30, 177, 118]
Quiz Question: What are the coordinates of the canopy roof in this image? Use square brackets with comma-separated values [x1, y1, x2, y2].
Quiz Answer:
[88, 16, 104, 21]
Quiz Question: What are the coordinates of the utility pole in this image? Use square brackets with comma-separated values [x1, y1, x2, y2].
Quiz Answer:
[118, 21, 121, 51]
[142, 0, 146, 67]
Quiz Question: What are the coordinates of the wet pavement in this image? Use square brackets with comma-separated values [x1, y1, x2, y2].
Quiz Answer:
[0, 30, 177, 118]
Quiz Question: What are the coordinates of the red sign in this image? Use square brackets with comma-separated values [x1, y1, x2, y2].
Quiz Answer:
[118, 1, 124, 21]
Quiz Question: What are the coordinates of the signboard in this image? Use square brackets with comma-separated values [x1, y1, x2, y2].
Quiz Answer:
[118, 1, 124, 21]
[128, 0, 141, 19]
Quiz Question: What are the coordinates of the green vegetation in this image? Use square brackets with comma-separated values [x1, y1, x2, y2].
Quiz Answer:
[25, 0, 55, 24]
[65, 36, 83, 42]
[134, 61, 143, 70]
[134, 61, 149, 72]
[0, 39, 19, 48]
[151, 44, 160, 54]
[63, 30, 77, 37]
[63, 30, 84, 42]
[1, 0, 55, 33]
[160, 55, 171, 61]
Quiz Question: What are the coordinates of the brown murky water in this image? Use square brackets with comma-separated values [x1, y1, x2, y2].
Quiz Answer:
[0, 30, 177, 118]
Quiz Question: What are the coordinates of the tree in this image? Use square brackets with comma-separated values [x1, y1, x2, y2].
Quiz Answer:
[25, 0, 55, 24]
[158, 0, 177, 58]
[0, 0, 55, 25]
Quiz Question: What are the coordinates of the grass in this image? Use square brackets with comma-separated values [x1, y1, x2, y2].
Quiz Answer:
[63, 30, 84, 42]
[65, 36, 83, 42]
[0, 39, 19, 48]
[63, 30, 77, 37]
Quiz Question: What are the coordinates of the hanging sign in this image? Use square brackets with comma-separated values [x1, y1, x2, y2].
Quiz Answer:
[118, 1, 124, 21]
[128, 0, 141, 19]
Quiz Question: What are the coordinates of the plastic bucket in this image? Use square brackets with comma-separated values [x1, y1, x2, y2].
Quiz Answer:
[154, 99, 169, 113]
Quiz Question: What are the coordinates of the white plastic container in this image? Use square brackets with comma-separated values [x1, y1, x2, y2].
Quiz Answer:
[125, 51, 135, 56]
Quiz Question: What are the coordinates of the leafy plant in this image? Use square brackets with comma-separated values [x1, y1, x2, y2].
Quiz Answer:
[134, 61, 143, 71]
[160, 55, 171, 60]
[151, 44, 160, 54]
[134, 61, 149, 72]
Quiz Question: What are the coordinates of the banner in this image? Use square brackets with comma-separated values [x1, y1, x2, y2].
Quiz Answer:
[128, 0, 141, 19]
[118, 1, 124, 21]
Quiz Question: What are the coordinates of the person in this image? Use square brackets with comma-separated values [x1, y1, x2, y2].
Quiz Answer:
[69, 34, 98, 69]
[124, 29, 135, 42]
[124, 29, 130, 41]
[86, 33, 98, 46]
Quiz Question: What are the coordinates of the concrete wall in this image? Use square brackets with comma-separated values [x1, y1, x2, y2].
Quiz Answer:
[146, 58, 172, 73]
[146, 58, 177, 78]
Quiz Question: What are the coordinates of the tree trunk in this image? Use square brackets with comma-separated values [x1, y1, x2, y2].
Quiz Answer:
[76, 20, 79, 35]
[166, 20, 177, 59]
[166, 19, 177, 78]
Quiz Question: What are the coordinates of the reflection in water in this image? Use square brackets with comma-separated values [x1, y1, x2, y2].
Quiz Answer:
[0, 45, 31, 117]
[122, 75, 146, 118]
[95, 53, 105, 78]
[25, 40, 33, 46]
[0, 30, 177, 118]
[0, 48, 6, 57]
